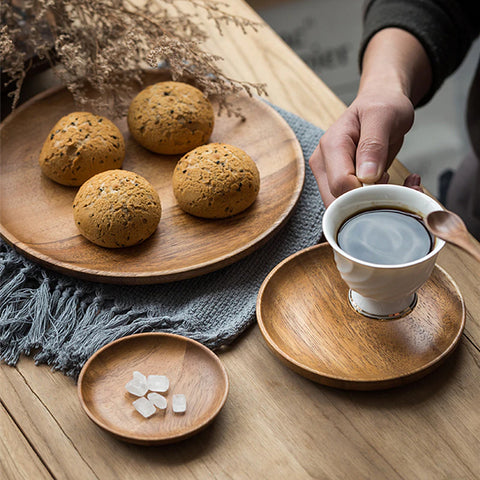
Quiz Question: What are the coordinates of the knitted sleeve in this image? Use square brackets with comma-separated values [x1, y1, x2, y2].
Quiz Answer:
[360, 0, 480, 105]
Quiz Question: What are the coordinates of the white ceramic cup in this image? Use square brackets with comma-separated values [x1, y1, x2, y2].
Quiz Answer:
[322, 184, 445, 319]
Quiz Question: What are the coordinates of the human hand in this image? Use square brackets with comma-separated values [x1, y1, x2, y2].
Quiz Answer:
[309, 86, 416, 206]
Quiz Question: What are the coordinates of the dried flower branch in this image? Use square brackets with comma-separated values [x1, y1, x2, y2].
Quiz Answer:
[1, 0, 267, 118]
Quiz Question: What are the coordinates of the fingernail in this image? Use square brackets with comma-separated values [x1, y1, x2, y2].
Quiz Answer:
[357, 162, 379, 181]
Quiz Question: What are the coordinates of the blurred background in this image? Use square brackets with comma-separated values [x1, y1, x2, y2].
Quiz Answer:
[247, 0, 480, 199]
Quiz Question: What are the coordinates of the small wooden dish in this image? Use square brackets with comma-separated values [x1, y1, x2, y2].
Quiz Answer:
[256, 243, 465, 390]
[77, 333, 229, 445]
[0, 72, 304, 284]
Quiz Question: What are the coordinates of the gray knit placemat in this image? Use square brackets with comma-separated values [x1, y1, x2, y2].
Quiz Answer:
[0, 105, 325, 378]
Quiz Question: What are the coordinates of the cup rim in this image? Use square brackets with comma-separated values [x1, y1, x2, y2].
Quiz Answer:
[322, 185, 446, 269]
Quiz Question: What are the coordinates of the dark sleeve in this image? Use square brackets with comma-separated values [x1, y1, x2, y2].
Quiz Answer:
[359, 0, 480, 105]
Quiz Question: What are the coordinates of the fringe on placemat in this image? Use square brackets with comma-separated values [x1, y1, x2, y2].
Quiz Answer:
[0, 242, 247, 378]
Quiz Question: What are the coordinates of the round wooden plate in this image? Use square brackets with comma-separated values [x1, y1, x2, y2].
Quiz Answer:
[256, 243, 465, 390]
[77, 333, 229, 445]
[0, 74, 304, 284]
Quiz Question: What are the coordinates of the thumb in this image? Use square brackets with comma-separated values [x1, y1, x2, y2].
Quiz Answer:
[355, 118, 390, 184]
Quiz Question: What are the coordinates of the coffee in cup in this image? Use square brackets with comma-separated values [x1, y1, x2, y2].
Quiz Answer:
[336, 207, 435, 265]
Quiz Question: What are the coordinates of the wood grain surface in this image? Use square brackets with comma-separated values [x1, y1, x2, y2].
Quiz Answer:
[257, 243, 465, 389]
[77, 333, 229, 445]
[0, 74, 304, 284]
[1, 1, 479, 478]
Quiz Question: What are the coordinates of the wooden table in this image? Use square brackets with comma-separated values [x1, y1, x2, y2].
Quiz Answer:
[1, 1, 479, 478]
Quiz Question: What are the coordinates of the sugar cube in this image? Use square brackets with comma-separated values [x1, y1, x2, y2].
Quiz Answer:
[133, 371, 146, 384]
[147, 374, 169, 393]
[147, 392, 167, 410]
[172, 394, 186, 413]
[132, 397, 156, 418]
[125, 378, 148, 397]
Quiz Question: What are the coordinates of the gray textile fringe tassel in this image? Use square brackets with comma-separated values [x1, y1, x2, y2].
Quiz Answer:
[0, 105, 325, 379]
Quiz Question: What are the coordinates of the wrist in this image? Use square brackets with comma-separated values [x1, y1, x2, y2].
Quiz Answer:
[359, 67, 411, 101]
[360, 28, 432, 106]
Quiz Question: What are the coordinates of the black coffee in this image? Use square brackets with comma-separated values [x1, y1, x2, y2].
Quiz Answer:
[337, 208, 434, 265]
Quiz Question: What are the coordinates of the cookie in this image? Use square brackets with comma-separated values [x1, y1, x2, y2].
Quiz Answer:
[127, 81, 214, 155]
[172, 143, 260, 218]
[39, 112, 125, 186]
[73, 169, 161, 248]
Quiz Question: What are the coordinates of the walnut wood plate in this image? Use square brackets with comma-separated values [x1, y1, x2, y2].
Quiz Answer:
[77, 333, 229, 445]
[256, 243, 465, 390]
[0, 75, 304, 284]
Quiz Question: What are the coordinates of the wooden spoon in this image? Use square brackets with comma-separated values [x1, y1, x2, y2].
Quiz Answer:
[425, 210, 480, 262]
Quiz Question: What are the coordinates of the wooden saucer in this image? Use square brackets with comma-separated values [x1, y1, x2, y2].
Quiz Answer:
[77, 333, 229, 444]
[256, 243, 465, 390]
